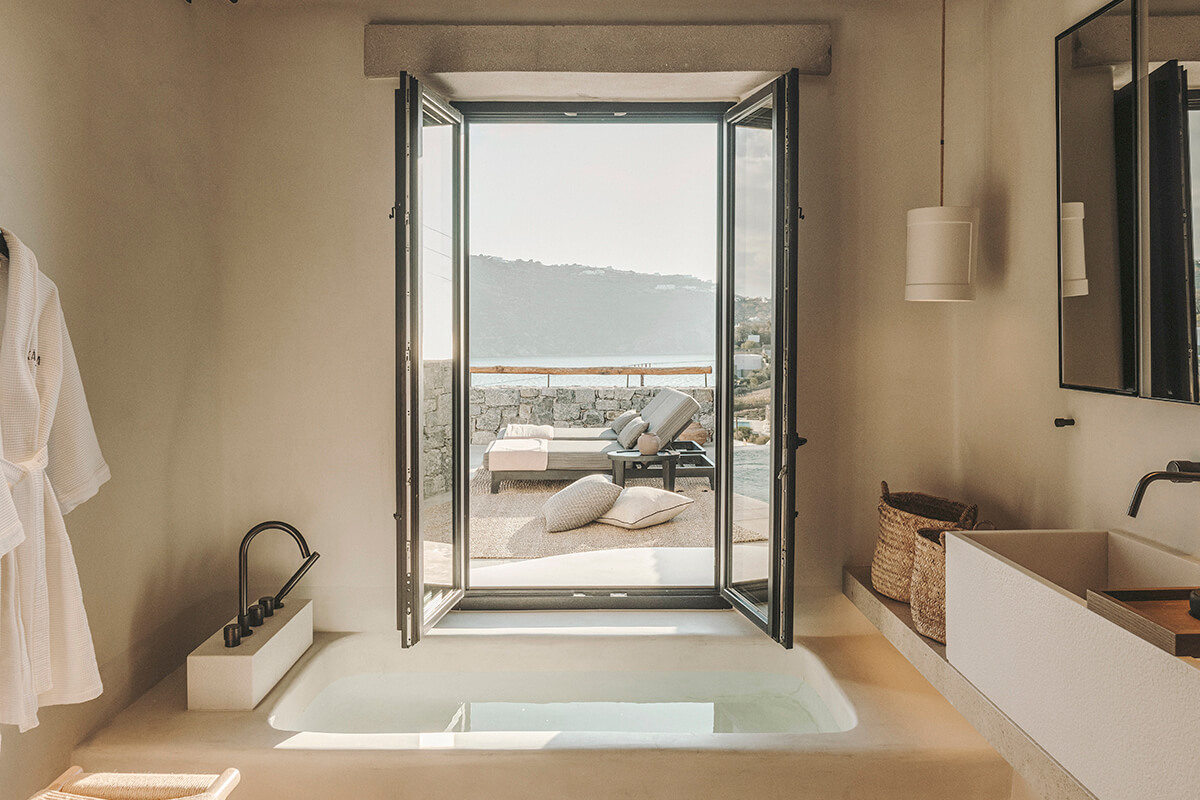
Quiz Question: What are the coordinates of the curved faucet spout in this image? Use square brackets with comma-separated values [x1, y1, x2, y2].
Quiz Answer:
[238, 521, 320, 638]
[1127, 463, 1200, 517]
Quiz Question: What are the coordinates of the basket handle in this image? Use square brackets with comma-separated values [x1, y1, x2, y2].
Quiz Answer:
[957, 503, 979, 527]
[880, 480, 890, 501]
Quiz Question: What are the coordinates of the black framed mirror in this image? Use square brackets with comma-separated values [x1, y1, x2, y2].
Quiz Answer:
[1056, 0, 1138, 395]
[1143, 1, 1200, 401]
[1057, 0, 1200, 402]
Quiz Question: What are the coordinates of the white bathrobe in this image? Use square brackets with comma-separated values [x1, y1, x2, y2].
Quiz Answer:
[0, 230, 109, 740]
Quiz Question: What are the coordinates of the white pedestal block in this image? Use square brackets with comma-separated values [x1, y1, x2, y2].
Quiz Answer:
[187, 599, 313, 710]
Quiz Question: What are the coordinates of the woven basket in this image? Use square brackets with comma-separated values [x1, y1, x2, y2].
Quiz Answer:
[911, 528, 949, 643]
[870, 481, 976, 602]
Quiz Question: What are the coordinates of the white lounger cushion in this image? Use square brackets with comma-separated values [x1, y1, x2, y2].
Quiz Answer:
[485, 440, 622, 471]
[597, 486, 694, 529]
[504, 424, 554, 439]
[542, 474, 622, 532]
[554, 427, 619, 440]
[485, 438, 549, 471]
[501, 424, 619, 440]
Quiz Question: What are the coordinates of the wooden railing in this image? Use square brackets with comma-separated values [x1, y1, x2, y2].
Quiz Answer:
[470, 364, 712, 387]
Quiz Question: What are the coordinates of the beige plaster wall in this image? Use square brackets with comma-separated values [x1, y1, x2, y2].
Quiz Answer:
[197, 0, 961, 625]
[14, 0, 1153, 790]
[0, 1, 231, 797]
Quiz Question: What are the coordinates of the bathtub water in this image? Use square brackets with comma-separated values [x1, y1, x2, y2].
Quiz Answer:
[273, 669, 837, 735]
[267, 624, 856, 748]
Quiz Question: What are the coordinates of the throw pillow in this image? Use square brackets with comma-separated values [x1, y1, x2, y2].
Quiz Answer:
[617, 416, 648, 448]
[542, 474, 622, 532]
[610, 409, 638, 434]
[597, 486, 694, 530]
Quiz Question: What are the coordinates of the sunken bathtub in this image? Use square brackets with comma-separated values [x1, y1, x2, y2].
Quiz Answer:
[72, 608, 1013, 800]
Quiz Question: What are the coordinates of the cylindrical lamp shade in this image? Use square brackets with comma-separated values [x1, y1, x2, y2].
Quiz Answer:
[1060, 202, 1088, 297]
[905, 206, 980, 301]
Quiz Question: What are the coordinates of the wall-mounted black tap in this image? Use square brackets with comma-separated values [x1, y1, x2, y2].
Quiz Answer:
[1127, 461, 1200, 517]
[236, 521, 319, 641]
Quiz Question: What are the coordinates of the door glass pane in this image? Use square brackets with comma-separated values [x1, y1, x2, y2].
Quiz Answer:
[420, 112, 456, 609]
[1192, 105, 1200, 348]
[729, 98, 775, 616]
[465, 121, 719, 590]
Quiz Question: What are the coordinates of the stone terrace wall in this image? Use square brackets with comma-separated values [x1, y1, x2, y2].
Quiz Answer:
[468, 385, 715, 445]
[423, 360, 453, 498]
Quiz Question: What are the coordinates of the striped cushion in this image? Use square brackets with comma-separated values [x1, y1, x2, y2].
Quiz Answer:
[610, 409, 638, 434]
[642, 388, 701, 444]
[552, 427, 619, 440]
[617, 416, 648, 448]
[546, 441, 623, 469]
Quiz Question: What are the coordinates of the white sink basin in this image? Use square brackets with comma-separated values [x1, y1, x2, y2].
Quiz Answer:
[946, 529, 1200, 800]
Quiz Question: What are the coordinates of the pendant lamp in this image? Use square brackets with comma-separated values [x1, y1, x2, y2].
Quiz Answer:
[1060, 202, 1089, 297]
[905, 0, 979, 302]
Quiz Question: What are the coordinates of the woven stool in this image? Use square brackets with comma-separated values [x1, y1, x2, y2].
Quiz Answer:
[31, 767, 239, 800]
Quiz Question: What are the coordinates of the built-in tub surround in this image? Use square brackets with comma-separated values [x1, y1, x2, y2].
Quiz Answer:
[267, 631, 853, 745]
[73, 600, 1012, 800]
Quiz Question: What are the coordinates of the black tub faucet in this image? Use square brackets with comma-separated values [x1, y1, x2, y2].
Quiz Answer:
[237, 521, 320, 639]
[1127, 460, 1200, 517]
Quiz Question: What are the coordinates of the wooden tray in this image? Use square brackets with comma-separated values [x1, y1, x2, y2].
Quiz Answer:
[1086, 588, 1200, 657]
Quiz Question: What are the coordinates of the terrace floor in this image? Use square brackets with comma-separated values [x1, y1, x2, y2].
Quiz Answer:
[448, 443, 769, 588]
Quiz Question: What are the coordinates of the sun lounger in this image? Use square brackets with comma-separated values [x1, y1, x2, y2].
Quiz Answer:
[499, 387, 698, 442]
[485, 388, 704, 492]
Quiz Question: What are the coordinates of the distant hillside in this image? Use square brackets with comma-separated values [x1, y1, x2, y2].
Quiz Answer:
[469, 255, 718, 357]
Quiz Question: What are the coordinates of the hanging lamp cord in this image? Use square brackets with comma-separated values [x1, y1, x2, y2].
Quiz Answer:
[939, 0, 946, 207]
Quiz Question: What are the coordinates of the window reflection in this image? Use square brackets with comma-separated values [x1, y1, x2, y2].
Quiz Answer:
[420, 116, 456, 598]
[730, 101, 774, 613]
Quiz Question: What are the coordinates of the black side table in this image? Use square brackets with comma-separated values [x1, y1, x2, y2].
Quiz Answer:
[608, 449, 682, 491]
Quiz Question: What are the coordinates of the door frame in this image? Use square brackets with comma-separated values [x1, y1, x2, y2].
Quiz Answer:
[717, 71, 801, 647]
[395, 89, 804, 634]
[455, 101, 733, 610]
[396, 74, 469, 646]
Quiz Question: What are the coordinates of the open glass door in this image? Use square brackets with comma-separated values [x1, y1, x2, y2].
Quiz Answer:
[396, 74, 466, 646]
[718, 70, 803, 647]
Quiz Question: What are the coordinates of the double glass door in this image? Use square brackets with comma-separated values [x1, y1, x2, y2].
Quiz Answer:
[719, 71, 803, 646]
[396, 72, 803, 648]
[396, 77, 466, 646]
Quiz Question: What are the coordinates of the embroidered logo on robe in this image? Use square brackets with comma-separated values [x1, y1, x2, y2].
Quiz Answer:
[27, 350, 40, 366]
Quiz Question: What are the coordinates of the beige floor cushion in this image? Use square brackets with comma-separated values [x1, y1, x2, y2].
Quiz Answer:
[542, 474, 622, 532]
[597, 486, 695, 529]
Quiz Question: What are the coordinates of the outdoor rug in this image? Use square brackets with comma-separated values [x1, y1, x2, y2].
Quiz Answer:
[431, 468, 765, 559]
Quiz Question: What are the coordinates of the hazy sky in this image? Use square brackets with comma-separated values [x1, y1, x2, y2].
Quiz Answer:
[468, 122, 719, 282]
